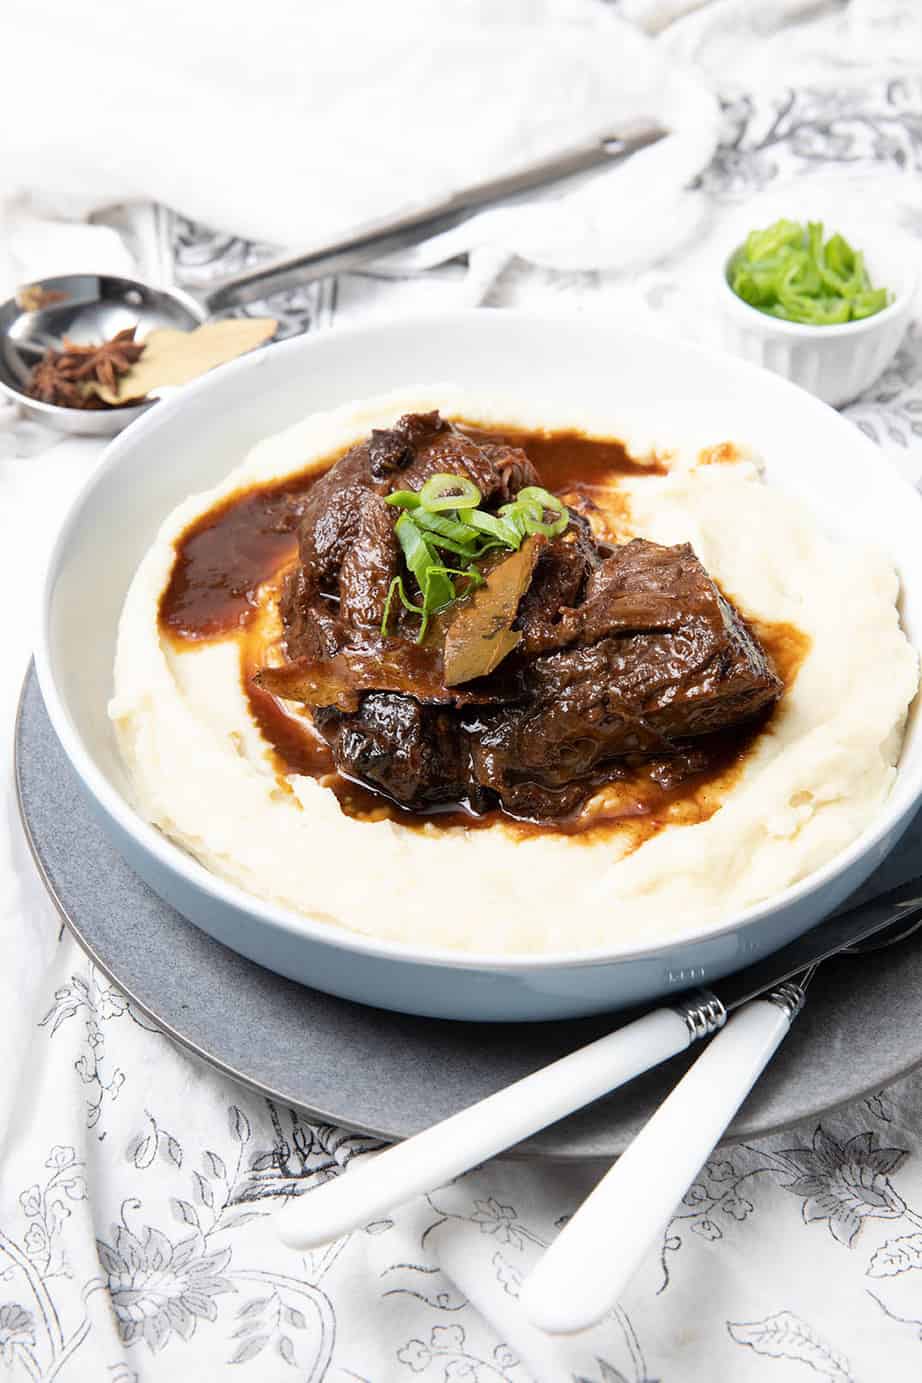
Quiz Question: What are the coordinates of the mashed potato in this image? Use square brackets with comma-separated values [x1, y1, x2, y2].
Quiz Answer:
[109, 388, 919, 954]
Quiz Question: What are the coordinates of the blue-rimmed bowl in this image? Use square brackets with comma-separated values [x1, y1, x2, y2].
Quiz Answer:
[34, 309, 922, 1021]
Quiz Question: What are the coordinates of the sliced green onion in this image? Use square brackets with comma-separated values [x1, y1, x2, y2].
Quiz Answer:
[418, 473, 481, 511]
[817, 251, 860, 299]
[465, 508, 522, 548]
[415, 564, 485, 642]
[523, 512, 568, 538]
[729, 218, 890, 325]
[426, 564, 485, 595]
[852, 288, 889, 319]
[497, 502, 527, 540]
[412, 508, 480, 547]
[395, 512, 441, 597]
[824, 232, 860, 287]
[510, 486, 569, 537]
[804, 222, 825, 291]
[421, 561, 454, 612]
[381, 575, 424, 636]
[385, 490, 422, 509]
[380, 580, 397, 636]
[395, 510, 430, 579]
[395, 512, 453, 612]
[744, 218, 803, 263]
[806, 297, 851, 325]
[383, 483, 567, 643]
[730, 261, 784, 307]
[420, 533, 484, 558]
[516, 485, 565, 510]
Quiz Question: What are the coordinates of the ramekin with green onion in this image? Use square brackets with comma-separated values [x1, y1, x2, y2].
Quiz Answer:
[718, 218, 915, 407]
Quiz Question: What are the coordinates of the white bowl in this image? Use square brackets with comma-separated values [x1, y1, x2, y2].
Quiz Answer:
[717, 223, 916, 408]
[34, 310, 922, 1020]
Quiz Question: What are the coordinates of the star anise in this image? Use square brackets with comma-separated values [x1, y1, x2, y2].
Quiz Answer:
[26, 327, 146, 408]
[27, 351, 86, 408]
[56, 327, 146, 393]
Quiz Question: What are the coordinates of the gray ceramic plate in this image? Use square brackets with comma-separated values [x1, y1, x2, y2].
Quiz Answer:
[16, 665, 922, 1158]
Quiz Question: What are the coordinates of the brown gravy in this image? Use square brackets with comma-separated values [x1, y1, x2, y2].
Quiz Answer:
[159, 474, 321, 641]
[159, 423, 809, 843]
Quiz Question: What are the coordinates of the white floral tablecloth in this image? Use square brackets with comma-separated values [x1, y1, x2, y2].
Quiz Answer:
[5, 4, 922, 1379]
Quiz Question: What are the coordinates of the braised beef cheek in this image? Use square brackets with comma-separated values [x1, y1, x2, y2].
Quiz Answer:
[271, 411, 782, 820]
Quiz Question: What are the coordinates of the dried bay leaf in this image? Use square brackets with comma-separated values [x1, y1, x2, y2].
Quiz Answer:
[255, 651, 440, 714]
[443, 536, 540, 686]
[256, 644, 506, 711]
[88, 317, 277, 404]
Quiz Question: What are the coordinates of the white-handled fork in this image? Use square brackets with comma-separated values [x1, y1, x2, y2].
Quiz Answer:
[519, 972, 812, 1334]
[277, 883, 922, 1258]
[521, 906, 922, 1335]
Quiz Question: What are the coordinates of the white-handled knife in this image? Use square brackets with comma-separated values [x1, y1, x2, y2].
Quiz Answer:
[521, 890, 922, 1335]
[277, 881, 922, 1253]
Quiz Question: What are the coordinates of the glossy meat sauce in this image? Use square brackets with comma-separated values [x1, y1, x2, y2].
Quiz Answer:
[159, 424, 808, 842]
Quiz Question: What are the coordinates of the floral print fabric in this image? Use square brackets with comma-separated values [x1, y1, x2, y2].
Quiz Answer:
[7, 6, 922, 1377]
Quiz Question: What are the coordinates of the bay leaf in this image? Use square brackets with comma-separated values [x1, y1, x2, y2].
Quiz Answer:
[256, 643, 507, 711]
[88, 317, 277, 404]
[443, 536, 540, 687]
[255, 649, 444, 714]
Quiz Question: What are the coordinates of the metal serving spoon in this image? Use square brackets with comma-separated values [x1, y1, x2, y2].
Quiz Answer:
[0, 124, 666, 438]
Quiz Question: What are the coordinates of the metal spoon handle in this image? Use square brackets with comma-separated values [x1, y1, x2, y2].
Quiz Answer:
[203, 123, 666, 312]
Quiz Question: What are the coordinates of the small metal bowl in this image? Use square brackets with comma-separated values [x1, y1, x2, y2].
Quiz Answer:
[0, 273, 205, 437]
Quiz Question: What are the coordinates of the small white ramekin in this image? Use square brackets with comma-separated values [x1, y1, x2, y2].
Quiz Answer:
[717, 224, 917, 408]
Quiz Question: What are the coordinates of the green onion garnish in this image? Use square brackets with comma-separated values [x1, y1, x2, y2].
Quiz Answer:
[512, 486, 570, 537]
[411, 508, 481, 548]
[728, 219, 890, 325]
[465, 508, 522, 549]
[417, 473, 482, 511]
[381, 574, 423, 635]
[427, 564, 486, 595]
[395, 512, 453, 609]
[381, 475, 569, 642]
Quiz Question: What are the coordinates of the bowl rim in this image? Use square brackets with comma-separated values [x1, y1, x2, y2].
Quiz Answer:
[34, 307, 922, 974]
[719, 235, 917, 340]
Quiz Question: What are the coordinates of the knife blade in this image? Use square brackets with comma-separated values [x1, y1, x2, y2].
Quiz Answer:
[706, 877, 922, 1014]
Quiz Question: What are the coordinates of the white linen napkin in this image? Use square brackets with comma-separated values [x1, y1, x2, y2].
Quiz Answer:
[0, 0, 719, 293]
